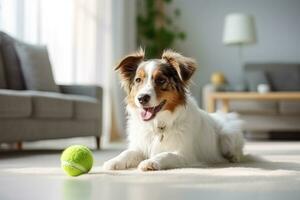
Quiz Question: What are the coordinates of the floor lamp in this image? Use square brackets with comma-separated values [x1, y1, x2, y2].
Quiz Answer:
[223, 13, 257, 68]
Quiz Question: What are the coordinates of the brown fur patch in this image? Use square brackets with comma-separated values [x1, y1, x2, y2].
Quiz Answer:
[153, 64, 186, 112]
[136, 68, 146, 81]
[115, 49, 145, 93]
[126, 68, 147, 107]
[127, 83, 139, 107]
[161, 50, 197, 84]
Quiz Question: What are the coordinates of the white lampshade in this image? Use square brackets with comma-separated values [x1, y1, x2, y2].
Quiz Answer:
[223, 13, 256, 45]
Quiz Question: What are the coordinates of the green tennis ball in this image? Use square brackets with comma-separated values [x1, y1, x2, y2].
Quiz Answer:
[61, 145, 93, 177]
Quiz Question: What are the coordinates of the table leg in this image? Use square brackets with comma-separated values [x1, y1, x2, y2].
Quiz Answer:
[207, 96, 216, 113]
[95, 136, 101, 150]
[16, 142, 22, 150]
[222, 99, 229, 113]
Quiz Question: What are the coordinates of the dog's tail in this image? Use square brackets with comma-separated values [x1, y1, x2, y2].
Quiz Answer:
[210, 111, 244, 135]
[210, 111, 245, 163]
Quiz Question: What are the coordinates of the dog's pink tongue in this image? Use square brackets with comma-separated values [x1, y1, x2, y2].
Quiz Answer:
[141, 109, 154, 121]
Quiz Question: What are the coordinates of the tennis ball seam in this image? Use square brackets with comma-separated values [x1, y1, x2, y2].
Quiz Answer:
[61, 160, 88, 173]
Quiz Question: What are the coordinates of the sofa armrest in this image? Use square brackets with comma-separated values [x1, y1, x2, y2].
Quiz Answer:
[59, 84, 103, 101]
[202, 84, 217, 111]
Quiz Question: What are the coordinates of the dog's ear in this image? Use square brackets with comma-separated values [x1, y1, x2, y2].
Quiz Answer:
[115, 48, 145, 92]
[162, 49, 197, 84]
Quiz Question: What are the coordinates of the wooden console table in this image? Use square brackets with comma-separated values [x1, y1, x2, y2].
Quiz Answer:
[207, 92, 300, 113]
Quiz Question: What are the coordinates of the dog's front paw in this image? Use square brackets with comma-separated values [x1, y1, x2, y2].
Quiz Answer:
[103, 159, 127, 170]
[138, 159, 160, 171]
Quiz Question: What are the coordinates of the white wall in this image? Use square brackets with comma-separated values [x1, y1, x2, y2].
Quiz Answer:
[169, 0, 300, 106]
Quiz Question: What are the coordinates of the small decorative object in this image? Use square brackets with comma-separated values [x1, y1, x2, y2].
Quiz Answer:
[257, 84, 270, 93]
[223, 13, 257, 67]
[61, 145, 94, 177]
[211, 72, 226, 86]
[210, 72, 227, 91]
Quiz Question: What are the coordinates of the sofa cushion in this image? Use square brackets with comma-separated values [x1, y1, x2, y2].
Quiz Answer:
[72, 95, 101, 120]
[0, 89, 31, 118]
[0, 89, 100, 119]
[279, 101, 300, 115]
[245, 63, 300, 91]
[268, 69, 300, 91]
[0, 52, 7, 88]
[24, 91, 73, 118]
[0, 32, 25, 90]
[229, 100, 277, 114]
[15, 42, 59, 92]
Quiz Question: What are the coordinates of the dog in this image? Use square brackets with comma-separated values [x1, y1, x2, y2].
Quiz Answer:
[103, 49, 244, 171]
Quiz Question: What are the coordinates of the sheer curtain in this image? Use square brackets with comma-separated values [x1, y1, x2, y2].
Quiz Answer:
[0, 0, 136, 142]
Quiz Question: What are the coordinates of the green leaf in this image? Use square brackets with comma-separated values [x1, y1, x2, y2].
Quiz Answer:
[178, 32, 186, 40]
[164, 0, 173, 3]
[174, 8, 181, 16]
[166, 17, 172, 25]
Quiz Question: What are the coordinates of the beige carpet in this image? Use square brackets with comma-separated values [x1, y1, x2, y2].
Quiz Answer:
[1, 141, 300, 200]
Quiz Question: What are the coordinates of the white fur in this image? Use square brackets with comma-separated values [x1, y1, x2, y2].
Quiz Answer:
[103, 93, 244, 171]
[104, 57, 244, 170]
[134, 61, 159, 107]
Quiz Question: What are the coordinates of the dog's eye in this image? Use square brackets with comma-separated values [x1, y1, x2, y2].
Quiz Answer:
[156, 77, 167, 85]
[135, 78, 141, 83]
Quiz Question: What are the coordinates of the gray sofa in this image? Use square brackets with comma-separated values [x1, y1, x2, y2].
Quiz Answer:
[0, 32, 102, 148]
[203, 63, 300, 133]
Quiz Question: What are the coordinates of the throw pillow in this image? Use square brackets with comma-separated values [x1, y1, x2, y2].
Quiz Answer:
[15, 42, 59, 92]
[0, 32, 25, 90]
[0, 52, 7, 88]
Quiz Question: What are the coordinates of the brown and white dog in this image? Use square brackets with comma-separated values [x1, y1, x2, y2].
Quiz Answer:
[103, 49, 244, 171]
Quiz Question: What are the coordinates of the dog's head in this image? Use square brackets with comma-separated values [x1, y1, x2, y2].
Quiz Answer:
[115, 49, 197, 121]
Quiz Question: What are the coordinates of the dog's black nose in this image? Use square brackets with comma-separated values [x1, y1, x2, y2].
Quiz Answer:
[138, 94, 150, 105]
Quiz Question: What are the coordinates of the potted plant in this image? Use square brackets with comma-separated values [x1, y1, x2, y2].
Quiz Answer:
[137, 0, 186, 58]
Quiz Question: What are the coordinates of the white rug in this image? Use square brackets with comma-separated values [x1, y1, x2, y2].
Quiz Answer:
[1, 141, 300, 200]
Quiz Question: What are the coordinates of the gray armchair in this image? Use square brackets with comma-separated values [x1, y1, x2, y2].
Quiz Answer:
[0, 32, 103, 149]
